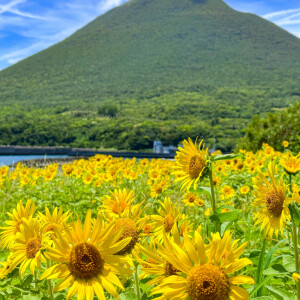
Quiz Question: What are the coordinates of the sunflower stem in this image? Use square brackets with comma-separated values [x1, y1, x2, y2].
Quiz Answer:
[288, 173, 292, 193]
[134, 264, 141, 300]
[47, 260, 54, 299]
[289, 174, 300, 299]
[255, 237, 267, 297]
[208, 168, 218, 232]
[292, 222, 300, 299]
[34, 269, 38, 291]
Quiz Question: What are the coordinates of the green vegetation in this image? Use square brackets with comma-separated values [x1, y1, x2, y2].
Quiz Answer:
[238, 101, 300, 153]
[0, 89, 298, 152]
[0, 0, 299, 150]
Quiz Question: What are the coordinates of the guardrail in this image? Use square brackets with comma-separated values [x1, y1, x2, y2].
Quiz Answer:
[0, 146, 175, 159]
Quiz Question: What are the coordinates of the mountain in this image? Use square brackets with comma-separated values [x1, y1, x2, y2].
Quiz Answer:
[0, 0, 299, 151]
[0, 0, 299, 104]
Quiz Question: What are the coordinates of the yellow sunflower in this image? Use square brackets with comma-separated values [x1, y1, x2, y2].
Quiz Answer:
[0, 253, 13, 280]
[110, 200, 147, 256]
[152, 230, 254, 300]
[40, 210, 132, 300]
[0, 199, 36, 249]
[240, 186, 250, 194]
[182, 192, 204, 207]
[293, 273, 300, 282]
[150, 179, 169, 198]
[219, 185, 235, 200]
[283, 140, 289, 148]
[173, 138, 209, 190]
[38, 207, 70, 239]
[151, 197, 182, 241]
[280, 153, 300, 175]
[9, 217, 47, 278]
[252, 161, 292, 240]
[101, 188, 135, 218]
[135, 238, 182, 287]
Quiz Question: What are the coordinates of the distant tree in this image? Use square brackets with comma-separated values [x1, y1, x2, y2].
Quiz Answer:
[98, 103, 119, 118]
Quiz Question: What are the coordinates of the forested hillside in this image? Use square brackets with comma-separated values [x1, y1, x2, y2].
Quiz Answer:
[0, 0, 299, 150]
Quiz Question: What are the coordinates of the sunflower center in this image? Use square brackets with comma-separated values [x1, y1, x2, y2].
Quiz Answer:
[44, 223, 57, 233]
[143, 224, 152, 234]
[112, 200, 127, 215]
[187, 263, 229, 300]
[266, 188, 285, 217]
[156, 186, 163, 194]
[164, 262, 179, 277]
[189, 155, 206, 179]
[237, 162, 244, 170]
[26, 238, 41, 259]
[114, 218, 139, 255]
[163, 215, 174, 233]
[188, 195, 196, 203]
[68, 243, 104, 279]
[145, 257, 158, 268]
[14, 219, 23, 235]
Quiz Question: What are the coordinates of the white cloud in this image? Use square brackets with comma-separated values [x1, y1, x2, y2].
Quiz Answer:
[0, 0, 26, 14]
[262, 7, 300, 34]
[0, 0, 130, 70]
[99, 0, 125, 13]
[276, 12, 300, 25]
[0, 0, 299, 70]
[263, 8, 300, 19]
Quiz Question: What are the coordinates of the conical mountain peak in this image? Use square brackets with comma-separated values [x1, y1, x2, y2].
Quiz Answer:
[0, 0, 299, 103]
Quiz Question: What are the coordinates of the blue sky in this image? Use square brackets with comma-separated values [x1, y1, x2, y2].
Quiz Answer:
[0, 0, 299, 71]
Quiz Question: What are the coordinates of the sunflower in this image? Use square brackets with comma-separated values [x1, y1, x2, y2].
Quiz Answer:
[9, 217, 47, 278]
[182, 192, 204, 207]
[151, 197, 182, 241]
[293, 273, 300, 282]
[101, 188, 135, 218]
[0, 253, 13, 280]
[134, 238, 182, 287]
[173, 138, 209, 190]
[0, 199, 36, 249]
[213, 174, 222, 187]
[280, 153, 300, 175]
[219, 185, 235, 200]
[38, 207, 70, 239]
[252, 161, 292, 240]
[152, 230, 254, 300]
[40, 210, 132, 300]
[150, 179, 169, 198]
[283, 140, 289, 148]
[240, 186, 250, 194]
[104, 199, 147, 256]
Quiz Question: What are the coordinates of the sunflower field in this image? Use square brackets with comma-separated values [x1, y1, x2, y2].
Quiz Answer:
[0, 138, 300, 300]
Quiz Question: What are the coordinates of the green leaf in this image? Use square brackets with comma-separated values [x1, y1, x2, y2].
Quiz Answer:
[263, 264, 289, 275]
[289, 203, 300, 226]
[220, 221, 234, 235]
[210, 154, 239, 162]
[198, 186, 211, 196]
[264, 239, 288, 270]
[249, 276, 272, 298]
[255, 237, 267, 297]
[209, 214, 220, 222]
[265, 285, 296, 300]
[217, 210, 240, 223]
[119, 292, 139, 300]
[250, 297, 274, 300]
[22, 274, 33, 288]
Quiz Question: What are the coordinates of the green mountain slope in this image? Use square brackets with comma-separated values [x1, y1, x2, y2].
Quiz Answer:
[0, 0, 299, 104]
[0, 0, 299, 151]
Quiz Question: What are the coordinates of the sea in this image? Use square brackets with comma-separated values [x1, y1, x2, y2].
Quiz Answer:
[0, 155, 68, 166]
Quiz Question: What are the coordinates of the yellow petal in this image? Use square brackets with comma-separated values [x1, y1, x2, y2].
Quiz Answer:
[229, 285, 249, 300]
[229, 275, 255, 285]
